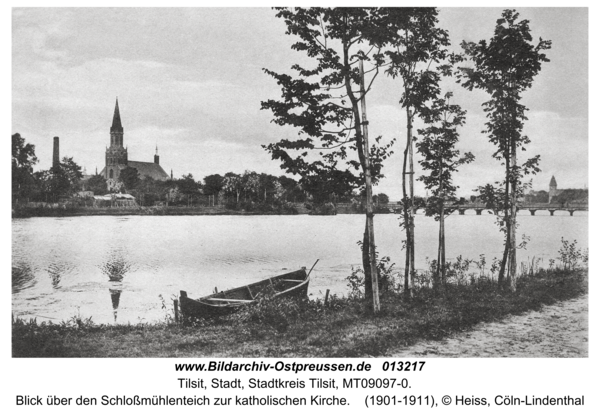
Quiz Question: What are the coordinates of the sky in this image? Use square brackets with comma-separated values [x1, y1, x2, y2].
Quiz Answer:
[12, 7, 589, 200]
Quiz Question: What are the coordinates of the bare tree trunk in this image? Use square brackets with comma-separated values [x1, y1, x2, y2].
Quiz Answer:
[402, 107, 415, 297]
[508, 124, 518, 291]
[436, 154, 446, 292]
[363, 222, 373, 304]
[407, 110, 415, 291]
[359, 59, 380, 313]
[402, 128, 411, 297]
[438, 202, 446, 289]
[498, 142, 511, 287]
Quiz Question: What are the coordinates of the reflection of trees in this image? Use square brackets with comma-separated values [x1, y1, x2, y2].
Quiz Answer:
[47, 262, 75, 289]
[100, 255, 130, 282]
[12, 264, 36, 293]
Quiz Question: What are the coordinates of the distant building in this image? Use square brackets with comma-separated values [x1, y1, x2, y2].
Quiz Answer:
[99, 99, 169, 190]
[548, 175, 558, 202]
[547, 176, 588, 204]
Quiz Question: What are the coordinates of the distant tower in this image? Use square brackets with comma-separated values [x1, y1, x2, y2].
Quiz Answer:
[549, 175, 558, 203]
[104, 98, 128, 186]
[154, 145, 160, 164]
[52, 136, 60, 171]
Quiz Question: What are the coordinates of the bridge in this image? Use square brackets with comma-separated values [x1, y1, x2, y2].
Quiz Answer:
[386, 201, 588, 216]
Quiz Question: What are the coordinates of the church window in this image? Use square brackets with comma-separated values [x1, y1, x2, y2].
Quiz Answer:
[109, 169, 113, 179]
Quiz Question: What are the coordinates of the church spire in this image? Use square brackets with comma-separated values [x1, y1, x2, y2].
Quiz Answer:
[111, 97, 123, 132]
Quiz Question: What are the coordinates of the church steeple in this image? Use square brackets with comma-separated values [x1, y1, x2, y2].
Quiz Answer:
[111, 98, 123, 132]
[549, 175, 558, 203]
[109, 97, 125, 148]
[106, 98, 128, 184]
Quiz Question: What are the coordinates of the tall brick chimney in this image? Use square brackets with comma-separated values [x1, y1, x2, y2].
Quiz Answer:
[52, 136, 60, 171]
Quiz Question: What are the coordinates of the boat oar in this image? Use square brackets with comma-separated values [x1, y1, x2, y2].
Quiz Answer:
[307, 259, 319, 278]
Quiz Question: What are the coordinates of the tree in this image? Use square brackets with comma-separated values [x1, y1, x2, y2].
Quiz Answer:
[59, 157, 83, 191]
[203, 174, 223, 205]
[87, 174, 108, 196]
[222, 172, 243, 204]
[258, 173, 280, 203]
[119, 166, 140, 192]
[176, 174, 201, 206]
[456, 9, 551, 291]
[34, 170, 65, 202]
[302, 169, 356, 205]
[12, 133, 38, 203]
[262, 8, 395, 312]
[416, 92, 474, 289]
[32, 156, 84, 202]
[278, 175, 304, 202]
[378, 7, 452, 297]
[241, 170, 260, 202]
[375, 193, 389, 205]
[138, 175, 170, 206]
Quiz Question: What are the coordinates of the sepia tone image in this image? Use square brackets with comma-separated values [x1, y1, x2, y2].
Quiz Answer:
[12, 7, 588, 357]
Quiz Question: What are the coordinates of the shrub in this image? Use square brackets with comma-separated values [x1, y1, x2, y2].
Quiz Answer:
[276, 201, 298, 215]
[346, 254, 397, 298]
[310, 202, 337, 215]
[224, 200, 238, 210]
[557, 238, 583, 271]
[228, 285, 304, 332]
[253, 202, 274, 213]
[240, 201, 254, 212]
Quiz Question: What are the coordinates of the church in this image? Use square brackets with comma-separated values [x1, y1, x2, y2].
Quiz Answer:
[99, 99, 170, 189]
[548, 175, 587, 204]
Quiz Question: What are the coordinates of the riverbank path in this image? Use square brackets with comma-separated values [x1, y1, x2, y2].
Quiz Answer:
[390, 294, 588, 357]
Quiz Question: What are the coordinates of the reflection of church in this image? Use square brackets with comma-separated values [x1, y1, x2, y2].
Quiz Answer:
[99, 99, 170, 189]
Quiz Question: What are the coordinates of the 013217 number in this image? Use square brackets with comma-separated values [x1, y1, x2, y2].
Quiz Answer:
[382, 361, 425, 371]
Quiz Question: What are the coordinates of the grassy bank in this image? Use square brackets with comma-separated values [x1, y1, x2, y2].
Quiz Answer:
[13, 268, 586, 358]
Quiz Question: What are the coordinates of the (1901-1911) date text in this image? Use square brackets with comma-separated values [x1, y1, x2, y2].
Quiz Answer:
[365, 395, 435, 408]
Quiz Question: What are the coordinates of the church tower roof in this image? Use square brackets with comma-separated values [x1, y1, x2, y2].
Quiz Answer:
[550, 175, 557, 187]
[111, 98, 123, 132]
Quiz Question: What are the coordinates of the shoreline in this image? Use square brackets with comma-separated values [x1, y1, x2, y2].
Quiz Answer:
[12, 269, 587, 358]
[11, 205, 383, 218]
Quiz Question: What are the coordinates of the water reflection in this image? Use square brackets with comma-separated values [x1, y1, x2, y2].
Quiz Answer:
[109, 289, 122, 322]
[46, 262, 75, 289]
[100, 255, 130, 282]
[99, 249, 131, 322]
[12, 215, 588, 324]
[12, 264, 36, 293]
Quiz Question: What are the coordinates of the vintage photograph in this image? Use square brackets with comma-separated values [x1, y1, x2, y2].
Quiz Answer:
[12, 7, 588, 358]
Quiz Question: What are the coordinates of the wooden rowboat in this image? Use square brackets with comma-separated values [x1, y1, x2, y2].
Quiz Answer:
[179, 261, 317, 320]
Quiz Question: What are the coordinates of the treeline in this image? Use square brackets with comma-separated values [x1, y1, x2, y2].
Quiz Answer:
[12, 133, 391, 211]
[12, 133, 84, 204]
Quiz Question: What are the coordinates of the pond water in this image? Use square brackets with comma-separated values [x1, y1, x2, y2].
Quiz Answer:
[12, 212, 587, 324]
